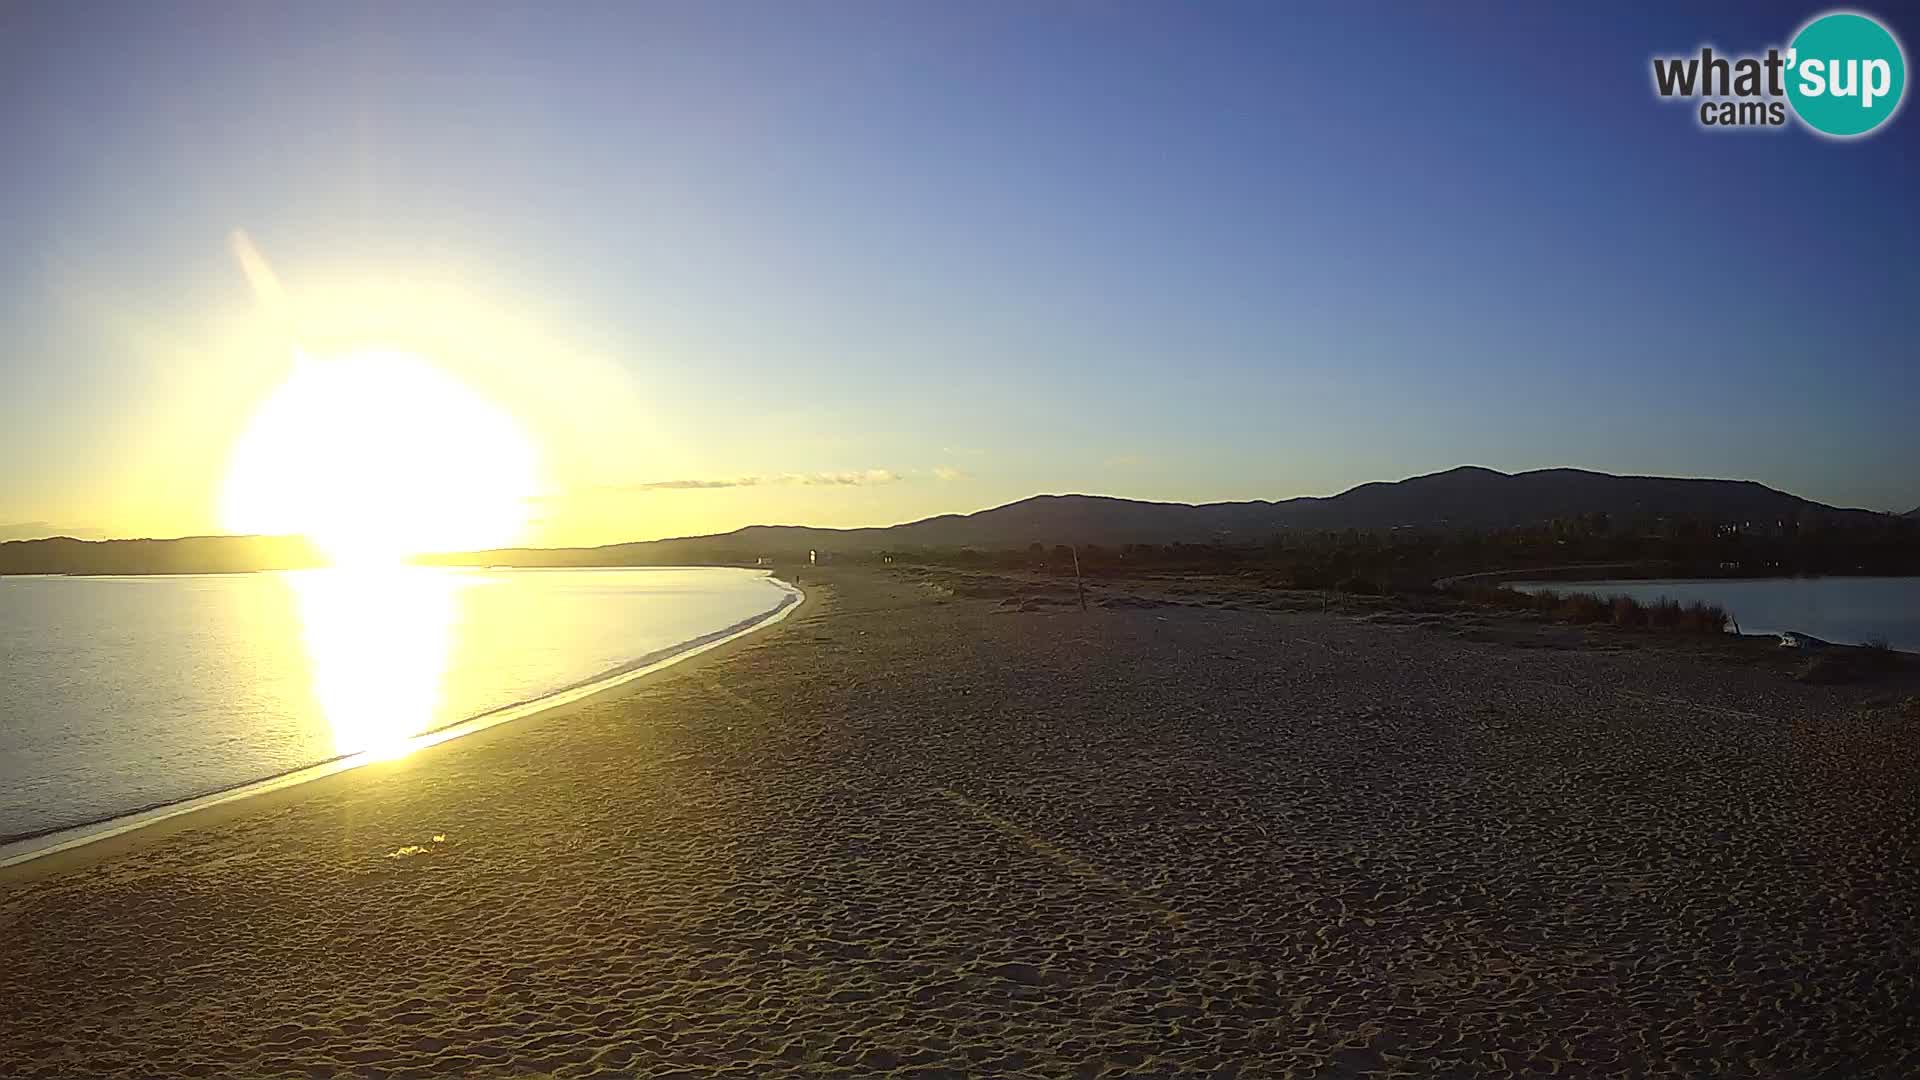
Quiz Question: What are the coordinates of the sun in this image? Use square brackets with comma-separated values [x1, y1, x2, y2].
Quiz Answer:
[221, 349, 540, 565]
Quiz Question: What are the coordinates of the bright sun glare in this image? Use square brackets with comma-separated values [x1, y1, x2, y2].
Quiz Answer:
[221, 349, 540, 565]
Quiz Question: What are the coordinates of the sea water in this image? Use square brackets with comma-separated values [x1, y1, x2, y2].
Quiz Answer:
[0, 566, 794, 841]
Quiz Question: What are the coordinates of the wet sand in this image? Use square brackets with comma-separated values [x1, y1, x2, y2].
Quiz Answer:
[3, 569, 1918, 1077]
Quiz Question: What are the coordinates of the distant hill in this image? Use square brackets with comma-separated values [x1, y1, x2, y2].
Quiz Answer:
[861, 466, 1882, 545]
[0, 535, 323, 576]
[3, 467, 1891, 575]
[435, 466, 1885, 566]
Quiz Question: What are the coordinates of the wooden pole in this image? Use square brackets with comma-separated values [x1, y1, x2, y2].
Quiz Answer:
[1072, 545, 1087, 612]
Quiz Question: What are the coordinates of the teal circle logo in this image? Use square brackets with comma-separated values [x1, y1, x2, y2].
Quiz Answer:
[1786, 11, 1907, 137]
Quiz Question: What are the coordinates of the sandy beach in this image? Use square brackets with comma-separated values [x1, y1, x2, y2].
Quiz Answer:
[4, 568, 1918, 1078]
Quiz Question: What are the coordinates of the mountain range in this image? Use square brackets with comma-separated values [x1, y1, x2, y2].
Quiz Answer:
[0, 466, 1898, 576]
[0, 535, 325, 577]
[433, 466, 1890, 568]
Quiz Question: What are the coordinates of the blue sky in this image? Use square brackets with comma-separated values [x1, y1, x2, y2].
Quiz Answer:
[2, 2, 1916, 544]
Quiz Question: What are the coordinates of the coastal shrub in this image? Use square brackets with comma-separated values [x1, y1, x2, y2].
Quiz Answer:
[1645, 599, 1684, 629]
[1679, 601, 1728, 634]
[1611, 595, 1647, 628]
[1557, 593, 1609, 624]
[1458, 585, 1728, 636]
[1461, 584, 1532, 611]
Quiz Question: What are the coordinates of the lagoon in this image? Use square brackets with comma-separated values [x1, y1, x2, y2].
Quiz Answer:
[1508, 576, 1920, 652]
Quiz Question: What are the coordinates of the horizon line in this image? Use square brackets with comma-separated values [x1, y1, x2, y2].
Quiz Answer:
[3, 463, 1907, 551]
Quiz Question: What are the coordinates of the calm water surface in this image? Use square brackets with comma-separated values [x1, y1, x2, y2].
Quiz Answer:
[0, 567, 795, 840]
[1509, 576, 1920, 652]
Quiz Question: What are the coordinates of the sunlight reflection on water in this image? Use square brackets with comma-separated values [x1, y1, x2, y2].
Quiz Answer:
[287, 567, 458, 759]
[0, 566, 793, 842]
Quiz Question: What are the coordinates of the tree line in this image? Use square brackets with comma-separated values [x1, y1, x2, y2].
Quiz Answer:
[866, 513, 1920, 593]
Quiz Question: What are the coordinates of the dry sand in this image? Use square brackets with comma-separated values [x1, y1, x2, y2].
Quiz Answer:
[3, 569, 1918, 1078]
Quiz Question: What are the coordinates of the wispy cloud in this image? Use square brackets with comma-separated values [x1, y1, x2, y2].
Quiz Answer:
[933, 465, 965, 481]
[631, 478, 750, 490]
[792, 469, 901, 487]
[607, 469, 903, 492]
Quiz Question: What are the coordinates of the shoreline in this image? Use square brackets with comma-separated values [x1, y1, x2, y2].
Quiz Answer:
[5, 568, 1916, 1077]
[0, 575, 814, 878]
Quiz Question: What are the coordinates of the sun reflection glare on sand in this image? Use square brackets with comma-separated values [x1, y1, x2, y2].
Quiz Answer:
[288, 567, 458, 760]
